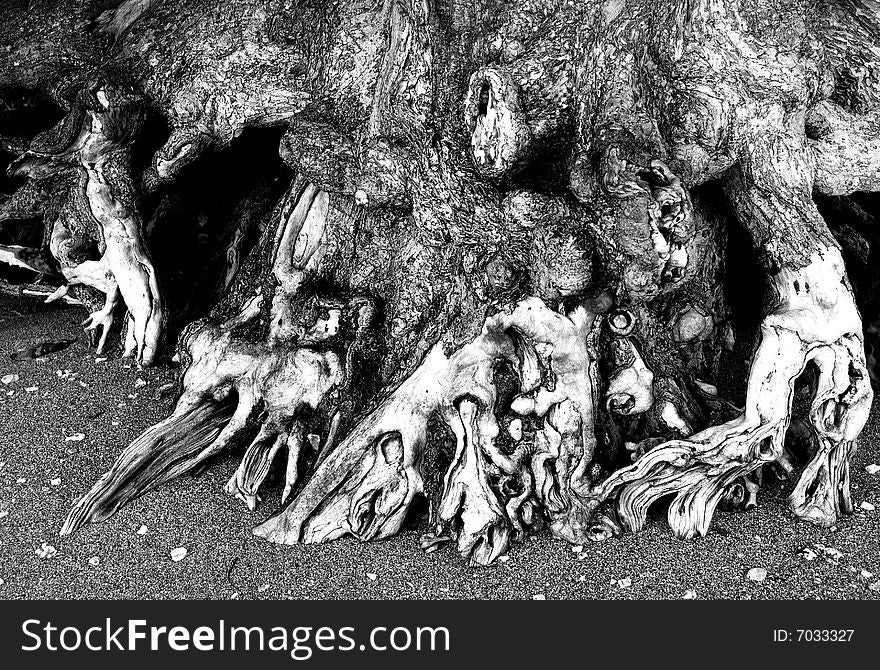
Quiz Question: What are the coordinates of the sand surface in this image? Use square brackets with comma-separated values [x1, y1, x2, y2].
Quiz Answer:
[1, 294, 878, 600]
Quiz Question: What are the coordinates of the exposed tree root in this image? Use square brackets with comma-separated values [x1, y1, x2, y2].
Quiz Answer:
[595, 251, 872, 537]
[15, 0, 875, 569]
[7, 81, 164, 365]
[61, 179, 355, 533]
[60, 400, 234, 534]
[255, 298, 600, 565]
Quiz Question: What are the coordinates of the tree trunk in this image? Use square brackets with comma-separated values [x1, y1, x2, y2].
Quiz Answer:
[1, 0, 877, 565]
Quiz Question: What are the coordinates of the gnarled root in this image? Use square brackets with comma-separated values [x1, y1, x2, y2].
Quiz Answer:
[60, 400, 234, 534]
[61, 310, 346, 533]
[788, 333, 869, 525]
[255, 298, 601, 565]
[62, 180, 362, 534]
[46, 259, 120, 354]
[595, 252, 872, 537]
[9, 80, 164, 364]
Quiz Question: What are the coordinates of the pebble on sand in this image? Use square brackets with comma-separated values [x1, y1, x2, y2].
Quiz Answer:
[170, 547, 188, 562]
[747, 567, 767, 582]
[815, 544, 843, 564]
[366, 573, 378, 581]
[50, 478, 61, 486]
[136, 525, 148, 535]
[64, 433, 85, 442]
[860, 501, 875, 511]
[532, 594, 546, 600]
[865, 464, 880, 475]
[36, 543, 57, 559]
[617, 578, 632, 588]
[88, 556, 100, 566]
[799, 547, 818, 561]
[1, 374, 18, 385]
[683, 590, 698, 600]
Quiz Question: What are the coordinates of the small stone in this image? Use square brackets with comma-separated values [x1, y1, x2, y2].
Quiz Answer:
[135, 378, 147, 388]
[571, 544, 584, 554]
[88, 556, 100, 566]
[683, 589, 698, 600]
[859, 501, 875, 511]
[0, 578, 4, 585]
[94, 357, 107, 363]
[24, 386, 37, 393]
[865, 464, 880, 475]
[1, 374, 18, 385]
[50, 478, 61, 486]
[746, 567, 767, 582]
[816, 544, 842, 564]
[617, 577, 632, 588]
[170, 547, 187, 562]
[366, 573, 378, 581]
[136, 525, 148, 535]
[36, 543, 57, 559]
[16, 478, 26, 484]
[111, 421, 119, 426]
[799, 547, 818, 561]
[532, 594, 546, 600]
[65, 433, 85, 442]
[860, 570, 873, 579]
[498, 554, 510, 563]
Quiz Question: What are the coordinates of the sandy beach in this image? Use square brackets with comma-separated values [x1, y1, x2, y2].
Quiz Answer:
[1, 294, 878, 600]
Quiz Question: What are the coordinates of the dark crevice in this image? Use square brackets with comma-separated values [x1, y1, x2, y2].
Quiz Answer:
[143, 125, 292, 342]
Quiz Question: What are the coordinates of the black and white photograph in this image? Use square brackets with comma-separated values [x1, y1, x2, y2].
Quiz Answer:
[0, 0, 878, 663]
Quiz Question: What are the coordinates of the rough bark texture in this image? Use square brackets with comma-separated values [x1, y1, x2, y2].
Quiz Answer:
[1, 0, 878, 565]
